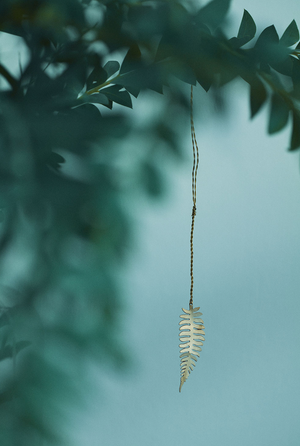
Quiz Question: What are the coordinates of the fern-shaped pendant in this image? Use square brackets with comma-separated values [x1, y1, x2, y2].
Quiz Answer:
[178, 86, 205, 392]
[179, 305, 205, 392]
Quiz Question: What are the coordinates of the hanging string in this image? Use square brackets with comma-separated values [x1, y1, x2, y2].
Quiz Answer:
[189, 85, 199, 308]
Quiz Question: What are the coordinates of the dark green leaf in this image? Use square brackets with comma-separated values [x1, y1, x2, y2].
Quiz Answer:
[260, 61, 271, 74]
[268, 69, 285, 89]
[103, 61, 120, 79]
[47, 151, 66, 170]
[256, 25, 279, 47]
[155, 35, 171, 63]
[194, 60, 213, 91]
[102, 85, 132, 108]
[250, 79, 267, 118]
[197, 75, 212, 92]
[50, 152, 65, 164]
[255, 26, 280, 65]
[174, 65, 196, 85]
[79, 92, 111, 107]
[119, 63, 165, 95]
[280, 20, 299, 47]
[237, 10, 256, 44]
[162, 58, 196, 85]
[86, 66, 107, 91]
[196, 0, 231, 31]
[128, 4, 169, 38]
[120, 44, 142, 74]
[255, 26, 290, 72]
[271, 55, 293, 76]
[289, 111, 300, 150]
[229, 36, 252, 49]
[122, 83, 140, 98]
[218, 67, 238, 86]
[117, 73, 141, 97]
[292, 57, 300, 96]
[268, 94, 290, 133]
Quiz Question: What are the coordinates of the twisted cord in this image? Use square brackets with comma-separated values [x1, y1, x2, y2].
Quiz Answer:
[189, 85, 199, 308]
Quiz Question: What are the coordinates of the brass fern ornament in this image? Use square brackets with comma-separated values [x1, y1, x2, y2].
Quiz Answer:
[179, 306, 205, 392]
[179, 86, 205, 392]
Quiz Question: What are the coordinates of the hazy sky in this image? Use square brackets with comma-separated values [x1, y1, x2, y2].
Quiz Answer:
[71, 1, 300, 445]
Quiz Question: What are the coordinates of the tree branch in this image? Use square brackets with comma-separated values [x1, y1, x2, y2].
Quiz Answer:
[0, 64, 18, 91]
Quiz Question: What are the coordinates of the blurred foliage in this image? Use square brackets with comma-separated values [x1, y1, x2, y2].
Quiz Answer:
[0, 0, 300, 444]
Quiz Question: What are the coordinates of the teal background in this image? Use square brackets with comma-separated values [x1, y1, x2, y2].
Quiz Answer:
[71, 1, 300, 445]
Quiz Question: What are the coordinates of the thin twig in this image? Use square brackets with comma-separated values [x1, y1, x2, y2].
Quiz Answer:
[0, 64, 18, 91]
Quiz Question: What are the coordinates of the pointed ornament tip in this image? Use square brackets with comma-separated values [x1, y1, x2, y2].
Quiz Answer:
[179, 376, 186, 392]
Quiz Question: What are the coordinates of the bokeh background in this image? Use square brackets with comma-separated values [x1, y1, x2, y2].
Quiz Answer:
[71, 1, 300, 445]
[1, 1, 300, 445]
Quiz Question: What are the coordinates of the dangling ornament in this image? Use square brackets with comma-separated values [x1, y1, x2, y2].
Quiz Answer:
[179, 86, 205, 392]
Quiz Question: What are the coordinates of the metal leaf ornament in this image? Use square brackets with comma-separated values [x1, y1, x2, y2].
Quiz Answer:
[179, 86, 205, 392]
[179, 306, 205, 392]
